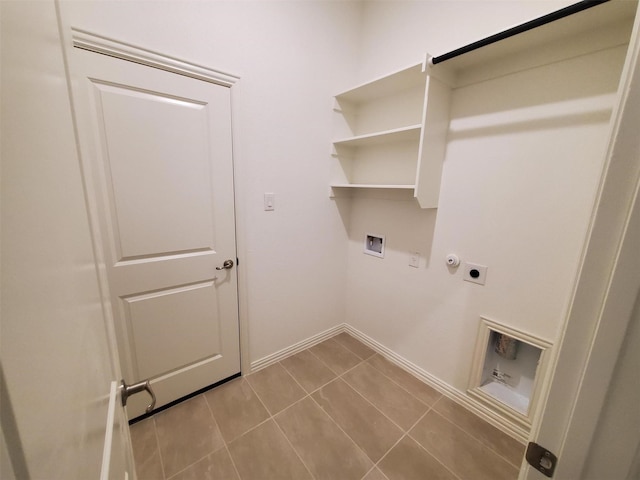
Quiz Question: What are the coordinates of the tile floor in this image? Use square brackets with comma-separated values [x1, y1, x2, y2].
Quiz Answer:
[130, 332, 525, 480]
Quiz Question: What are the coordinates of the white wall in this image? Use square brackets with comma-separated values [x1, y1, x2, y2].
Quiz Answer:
[58, 0, 362, 363]
[356, 0, 577, 80]
[346, 1, 628, 395]
[58, 3, 630, 414]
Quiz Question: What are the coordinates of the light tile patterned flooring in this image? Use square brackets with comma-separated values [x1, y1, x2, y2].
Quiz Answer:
[131, 332, 525, 480]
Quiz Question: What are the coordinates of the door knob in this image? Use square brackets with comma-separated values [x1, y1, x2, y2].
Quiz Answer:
[216, 259, 234, 270]
[120, 379, 156, 414]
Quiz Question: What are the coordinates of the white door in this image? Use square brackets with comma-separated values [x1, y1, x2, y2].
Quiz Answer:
[0, 1, 132, 478]
[522, 4, 640, 479]
[68, 41, 241, 418]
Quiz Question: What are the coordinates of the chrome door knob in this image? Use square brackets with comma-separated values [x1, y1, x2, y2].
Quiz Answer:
[216, 259, 234, 270]
[120, 379, 156, 413]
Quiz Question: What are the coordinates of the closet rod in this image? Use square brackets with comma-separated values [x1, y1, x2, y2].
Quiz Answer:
[431, 0, 609, 65]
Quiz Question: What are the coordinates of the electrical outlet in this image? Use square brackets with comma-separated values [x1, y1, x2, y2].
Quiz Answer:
[463, 263, 488, 285]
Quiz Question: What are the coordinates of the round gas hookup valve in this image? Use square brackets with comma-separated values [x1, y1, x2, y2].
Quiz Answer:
[446, 254, 460, 267]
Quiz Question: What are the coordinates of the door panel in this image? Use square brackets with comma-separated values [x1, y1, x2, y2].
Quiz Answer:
[124, 281, 221, 380]
[73, 47, 240, 419]
[93, 81, 215, 259]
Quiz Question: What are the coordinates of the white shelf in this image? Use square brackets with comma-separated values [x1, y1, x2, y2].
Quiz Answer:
[333, 124, 422, 148]
[336, 62, 424, 103]
[330, 184, 415, 190]
[330, 61, 447, 207]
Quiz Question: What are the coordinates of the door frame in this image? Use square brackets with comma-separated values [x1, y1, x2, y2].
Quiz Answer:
[59, 23, 252, 377]
[522, 3, 640, 478]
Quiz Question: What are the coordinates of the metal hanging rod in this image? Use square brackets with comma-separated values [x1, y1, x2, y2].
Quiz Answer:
[431, 0, 609, 65]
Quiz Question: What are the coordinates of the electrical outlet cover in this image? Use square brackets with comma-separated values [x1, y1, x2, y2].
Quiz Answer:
[463, 263, 488, 285]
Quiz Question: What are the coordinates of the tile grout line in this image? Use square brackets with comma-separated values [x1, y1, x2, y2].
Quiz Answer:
[332, 350, 442, 435]
[277, 357, 329, 395]
[367, 348, 526, 468]
[365, 354, 442, 409]
[409, 408, 517, 480]
[150, 416, 168, 480]
[306, 337, 362, 377]
[243, 375, 318, 480]
[360, 465, 390, 480]
[249, 354, 378, 478]
[304, 385, 377, 469]
[431, 398, 525, 469]
[334, 371, 413, 435]
[202, 392, 243, 480]
[285, 338, 441, 467]
[332, 334, 377, 362]
[407, 401, 463, 480]
[317, 338, 440, 413]
[440, 408, 523, 472]
[375, 405, 463, 480]
[161, 394, 231, 480]
[284, 339, 437, 473]
[164, 450, 217, 480]
[406, 430, 464, 480]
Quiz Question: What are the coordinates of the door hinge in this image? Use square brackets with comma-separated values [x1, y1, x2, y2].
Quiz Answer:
[526, 442, 558, 478]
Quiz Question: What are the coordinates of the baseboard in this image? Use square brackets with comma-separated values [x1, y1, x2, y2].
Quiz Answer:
[250, 323, 347, 372]
[250, 322, 528, 443]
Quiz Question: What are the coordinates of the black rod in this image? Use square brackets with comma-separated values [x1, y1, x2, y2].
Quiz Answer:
[431, 0, 610, 65]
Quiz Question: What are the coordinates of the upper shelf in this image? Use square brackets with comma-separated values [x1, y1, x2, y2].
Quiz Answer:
[335, 63, 425, 104]
[333, 124, 422, 148]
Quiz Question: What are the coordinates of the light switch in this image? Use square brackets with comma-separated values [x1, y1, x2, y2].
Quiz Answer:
[264, 193, 275, 211]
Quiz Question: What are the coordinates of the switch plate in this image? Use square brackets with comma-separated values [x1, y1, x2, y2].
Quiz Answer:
[409, 252, 420, 268]
[463, 263, 488, 285]
[264, 193, 275, 211]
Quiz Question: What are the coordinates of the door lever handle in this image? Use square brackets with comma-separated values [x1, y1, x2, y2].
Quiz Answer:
[120, 379, 156, 414]
[216, 259, 234, 270]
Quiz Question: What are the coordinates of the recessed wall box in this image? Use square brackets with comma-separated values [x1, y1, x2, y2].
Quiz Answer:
[468, 317, 553, 430]
[364, 233, 385, 258]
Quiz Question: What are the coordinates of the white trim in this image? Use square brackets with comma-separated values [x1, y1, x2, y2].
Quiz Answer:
[100, 381, 118, 480]
[250, 321, 528, 443]
[250, 324, 347, 372]
[71, 28, 239, 87]
[229, 81, 252, 376]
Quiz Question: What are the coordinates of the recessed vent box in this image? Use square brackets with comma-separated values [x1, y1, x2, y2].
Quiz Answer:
[364, 233, 385, 258]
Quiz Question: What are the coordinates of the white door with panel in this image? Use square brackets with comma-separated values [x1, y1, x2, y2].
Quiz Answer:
[69, 43, 241, 419]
